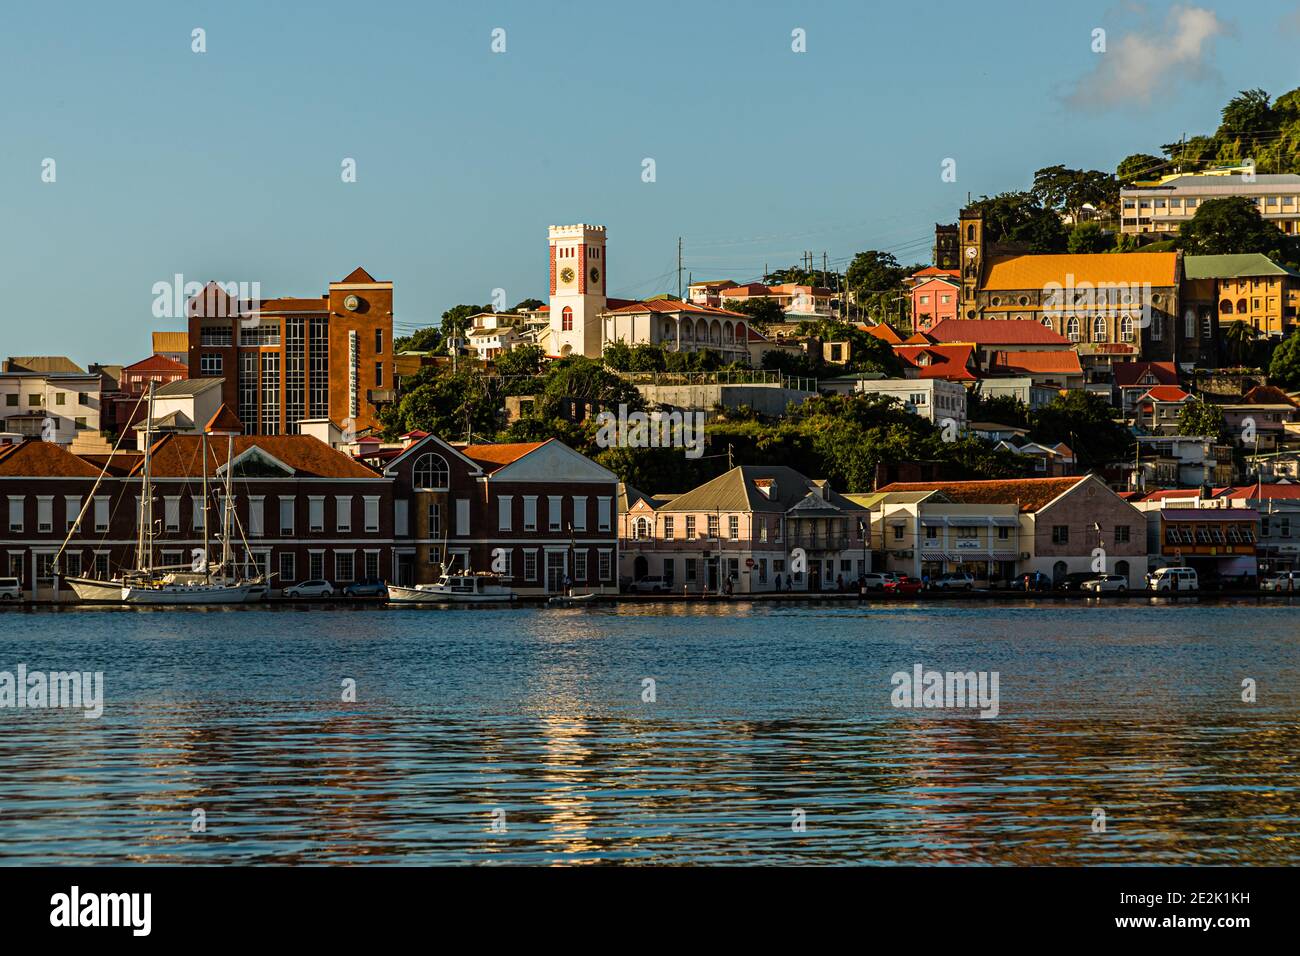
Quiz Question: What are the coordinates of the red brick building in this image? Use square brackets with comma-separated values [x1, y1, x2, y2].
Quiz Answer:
[185, 267, 394, 438]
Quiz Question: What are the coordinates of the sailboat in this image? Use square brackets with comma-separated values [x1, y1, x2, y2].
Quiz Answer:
[58, 382, 263, 604]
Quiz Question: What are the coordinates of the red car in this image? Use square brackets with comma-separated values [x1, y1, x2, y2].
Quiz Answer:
[883, 575, 924, 596]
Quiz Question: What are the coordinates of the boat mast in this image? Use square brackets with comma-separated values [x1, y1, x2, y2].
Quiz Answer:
[139, 380, 155, 574]
[222, 432, 234, 576]
[201, 430, 210, 583]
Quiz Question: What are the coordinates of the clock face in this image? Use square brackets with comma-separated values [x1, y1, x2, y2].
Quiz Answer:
[559, 267, 575, 284]
[589, 267, 600, 284]
[965, 247, 977, 259]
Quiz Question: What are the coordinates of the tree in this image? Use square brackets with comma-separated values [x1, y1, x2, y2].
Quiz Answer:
[1268, 331, 1300, 390]
[1178, 198, 1287, 257]
[394, 326, 442, 353]
[1116, 153, 1166, 184]
[440, 304, 491, 341]
[1029, 391, 1132, 469]
[1177, 399, 1226, 438]
[1030, 165, 1117, 223]
[725, 296, 785, 331]
[966, 192, 1068, 253]
[1220, 89, 1274, 143]
[1222, 320, 1259, 366]
[493, 344, 545, 379]
[511, 298, 544, 312]
[379, 367, 500, 441]
[1068, 221, 1112, 254]
[602, 341, 633, 370]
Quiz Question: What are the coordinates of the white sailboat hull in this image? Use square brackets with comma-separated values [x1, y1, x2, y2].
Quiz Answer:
[62, 577, 126, 602]
[120, 583, 256, 605]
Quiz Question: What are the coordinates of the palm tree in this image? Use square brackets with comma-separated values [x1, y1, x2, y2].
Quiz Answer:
[1224, 320, 1258, 366]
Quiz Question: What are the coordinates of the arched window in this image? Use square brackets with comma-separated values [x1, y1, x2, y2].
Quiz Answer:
[1066, 317, 1080, 342]
[735, 322, 746, 341]
[633, 517, 651, 540]
[1040, 317, 1054, 329]
[1092, 316, 1107, 341]
[1120, 315, 1134, 341]
[966, 224, 975, 241]
[1220, 299, 1233, 314]
[561, 307, 573, 331]
[1237, 299, 1248, 313]
[413, 453, 449, 491]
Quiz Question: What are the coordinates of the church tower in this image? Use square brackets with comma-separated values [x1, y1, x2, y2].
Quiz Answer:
[958, 207, 984, 314]
[548, 224, 607, 357]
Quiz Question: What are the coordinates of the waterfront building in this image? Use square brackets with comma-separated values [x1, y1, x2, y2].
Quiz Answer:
[619, 465, 870, 593]
[382, 434, 620, 595]
[874, 475, 1148, 587]
[1133, 495, 1260, 584]
[184, 267, 395, 437]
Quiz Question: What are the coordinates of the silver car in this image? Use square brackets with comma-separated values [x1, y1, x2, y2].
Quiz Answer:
[1261, 571, 1300, 591]
[1081, 574, 1128, 593]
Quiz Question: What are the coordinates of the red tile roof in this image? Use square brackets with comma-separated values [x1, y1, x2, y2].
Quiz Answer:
[928, 319, 1071, 346]
[989, 350, 1082, 375]
[1241, 384, 1299, 407]
[862, 323, 904, 345]
[1140, 385, 1192, 403]
[910, 267, 961, 279]
[205, 404, 243, 435]
[0, 441, 102, 478]
[123, 354, 189, 374]
[1220, 483, 1300, 499]
[878, 476, 1087, 512]
[134, 434, 378, 479]
[606, 299, 747, 318]
[1113, 361, 1179, 388]
[893, 343, 978, 381]
[462, 440, 549, 473]
[339, 266, 377, 283]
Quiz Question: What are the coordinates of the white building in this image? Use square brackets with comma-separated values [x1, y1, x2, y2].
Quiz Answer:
[853, 377, 967, 428]
[0, 369, 102, 446]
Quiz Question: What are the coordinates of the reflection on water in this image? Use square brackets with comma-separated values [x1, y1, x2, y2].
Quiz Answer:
[0, 602, 1296, 864]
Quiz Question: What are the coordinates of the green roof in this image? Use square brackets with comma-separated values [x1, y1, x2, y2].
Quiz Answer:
[1183, 254, 1299, 280]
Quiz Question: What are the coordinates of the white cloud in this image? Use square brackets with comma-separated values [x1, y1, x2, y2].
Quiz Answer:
[1065, 5, 1228, 111]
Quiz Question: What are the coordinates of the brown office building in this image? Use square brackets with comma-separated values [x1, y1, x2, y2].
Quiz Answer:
[186, 267, 394, 436]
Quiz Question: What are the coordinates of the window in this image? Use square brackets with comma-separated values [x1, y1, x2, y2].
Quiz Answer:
[498, 495, 513, 531]
[548, 496, 562, 532]
[335, 551, 355, 582]
[1052, 525, 1069, 544]
[1066, 317, 1080, 342]
[374, 362, 384, 388]
[279, 552, 296, 583]
[686, 516, 696, 538]
[335, 496, 352, 533]
[364, 497, 380, 533]
[427, 502, 442, 537]
[309, 497, 325, 532]
[893, 525, 904, 541]
[309, 552, 324, 580]
[1092, 316, 1107, 341]
[562, 307, 573, 331]
[707, 515, 719, 538]
[455, 498, 470, 536]
[597, 497, 612, 532]
[412, 453, 449, 491]
[280, 498, 295, 535]
[663, 516, 674, 539]
[523, 550, 538, 581]
[37, 497, 52, 533]
[364, 551, 380, 580]
[200, 353, 223, 375]
[574, 551, 588, 581]
[728, 515, 739, 540]
[572, 496, 587, 531]
[633, 516, 651, 540]
[165, 497, 181, 533]
[94, 497, 109, 533]
[1115, 525, 1130, 544]
[598, 550, 612, 581]
[495, 549, 514, 577]
[523, 496, 538, 531]
[394, 499, 409, 536]
[64, 496, 81, 532]
[375, 328, 384, 353]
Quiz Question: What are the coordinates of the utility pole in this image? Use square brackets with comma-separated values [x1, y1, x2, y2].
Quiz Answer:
[677, 237, 683, 300]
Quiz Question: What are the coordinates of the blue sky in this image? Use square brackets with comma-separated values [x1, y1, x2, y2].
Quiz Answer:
[3, 0, 1299, 364]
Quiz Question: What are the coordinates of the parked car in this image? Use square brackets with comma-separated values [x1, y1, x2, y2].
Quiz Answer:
[1147, 567, 1198, 592]
[1081, 574, 1128, 593]
[629, 576, 670, 594]
[932, 572, 975, 591]
[1260, 571, 1300, 591]
[1055, 571, 1100, 591]
[859, 572, 897, 591]
[0, 577, 21, 601]
[1013, 571, 1053, 592]
[883, 575, 924, 596]
[284, 580, 334, 599]
[344, 579, 387, 598]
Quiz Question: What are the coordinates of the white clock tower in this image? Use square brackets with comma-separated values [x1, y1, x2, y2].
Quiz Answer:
[548, 223, 607, 357]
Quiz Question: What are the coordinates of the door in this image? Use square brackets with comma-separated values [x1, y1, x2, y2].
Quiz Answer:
[633, 555, 649, 581]
[808, 560, 822, 591]
[545, 552, 566, 593]
[396, 553, 414, 587]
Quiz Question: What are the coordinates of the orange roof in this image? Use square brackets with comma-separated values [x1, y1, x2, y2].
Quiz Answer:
[205, 404, 242, 435]
[878, 476, 1086, 512]
[0, 441, 102, 478]
[339, 266, 378, 283]
[911, 267, 961, 279]
[982, 252, 1179, 290]
[1241, 384, 1299, 407]
[1140, 385, 1192, 403]
[258, 296, 328, 312]
[893, 343, 978, 381]
[989, 350, 1082, 375]
[606, 299, 747, 318]
[134, 434, 378, 479]
[124, 354, 189, 374]
[862, 323, 903, 344]
[462, 440, 549, 473]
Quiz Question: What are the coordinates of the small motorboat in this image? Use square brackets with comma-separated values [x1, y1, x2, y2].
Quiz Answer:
[387, 572, 517, 604]
[548, 592, 598, 607]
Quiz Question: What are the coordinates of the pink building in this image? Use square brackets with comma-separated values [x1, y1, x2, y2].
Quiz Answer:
[908, 268, 961, 333]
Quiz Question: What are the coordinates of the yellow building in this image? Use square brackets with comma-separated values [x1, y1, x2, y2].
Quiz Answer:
[1182, 254, 1300, 339]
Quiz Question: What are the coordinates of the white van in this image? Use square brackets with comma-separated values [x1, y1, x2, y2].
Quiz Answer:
[0, 577, 21, 601]
[1147, 566, 1198, 592]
